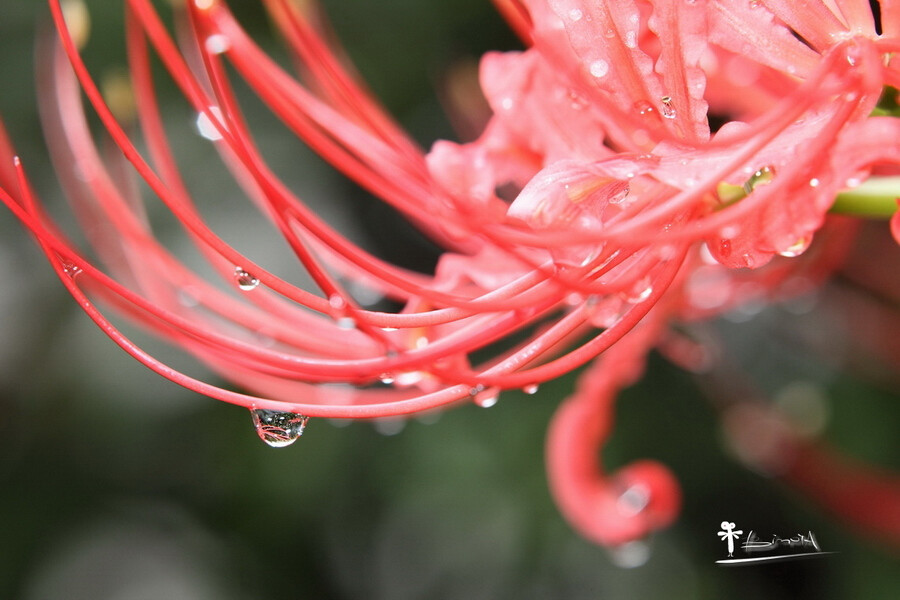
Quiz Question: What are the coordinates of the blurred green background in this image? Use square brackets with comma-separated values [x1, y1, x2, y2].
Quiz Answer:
[0, 1, 898, 598]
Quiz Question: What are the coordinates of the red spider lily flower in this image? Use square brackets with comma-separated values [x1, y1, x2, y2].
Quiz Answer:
[2, 0, 900, 552]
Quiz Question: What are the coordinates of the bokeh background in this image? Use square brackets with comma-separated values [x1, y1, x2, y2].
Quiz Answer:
[1, 1, 899, 598]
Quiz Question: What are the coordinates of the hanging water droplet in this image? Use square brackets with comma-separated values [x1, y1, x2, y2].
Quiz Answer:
[178, 287, 201, 307]
[373, 417, 406, 436]
[778, 236, 811, 257]
[204, 33, 230, 54]
[473, 389, 500, 408]
[335, 316, 356, 330]
[607, 539, 652, 569]
[660, 96, 676, 119]
[590, 59, 609, 78]
[742, 165, 776, 194]
[250, 409, 309, 448]
[379, 373, 395, 385]
[523, 383, 540, 395]
[394, 370, 425, 387]
[196, 106, 225, 141]
[623, 279, 653, 303]
[234, 267, 259, 291]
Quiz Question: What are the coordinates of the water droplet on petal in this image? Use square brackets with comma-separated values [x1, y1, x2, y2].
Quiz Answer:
[742, 165, 776, 194]
[250, 409, 309, 447]
[568, 8, 583, 21]
[523, 384, 540, 395]
[778, 236, 811, 257]
[660, 96, 676, 119]
[590, 59, 609, 78]
[634, 100, 655, 116]
[608, 182, 630, 205]
[234, 267, 259, 291]
[718, 239, 732, 258]
[808, 178, 820, 187]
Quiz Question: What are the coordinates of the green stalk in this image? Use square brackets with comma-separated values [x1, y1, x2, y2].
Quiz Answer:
[830, 176, 900, 219]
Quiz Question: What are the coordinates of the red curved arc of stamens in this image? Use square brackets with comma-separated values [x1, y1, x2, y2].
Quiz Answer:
[262, 0, 424, 163]
[3, 166, 481, 418]
[189, 39, 395, 347]
[48, 0, 340, 316]
[545, 311, 681, 547]
[450, 246, 689, 388]
[127, 1, 568, 320]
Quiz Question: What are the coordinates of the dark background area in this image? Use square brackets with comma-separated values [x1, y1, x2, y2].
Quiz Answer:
[0, 1, 898, 598]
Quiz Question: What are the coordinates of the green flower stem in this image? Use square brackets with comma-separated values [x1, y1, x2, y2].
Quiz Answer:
[830, 176, 900, 219]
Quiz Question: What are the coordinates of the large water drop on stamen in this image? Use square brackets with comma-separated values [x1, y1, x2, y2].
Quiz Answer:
[234, 267, 259, 291]
[61, 259, 82, 278]
[250, 409, 309, 447]
[196, 106, 225, 141]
